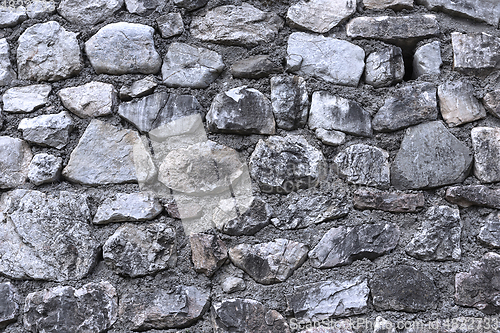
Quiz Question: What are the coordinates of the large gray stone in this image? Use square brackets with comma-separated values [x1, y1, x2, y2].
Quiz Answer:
[190, 233, 228, 276]
[287, 0, 356, 33]
[93, 192, 163, 224]
[58, 82, 117, 118]
[57, 0, 123, 25]
[472, 127, 500, 183]
[413, 41, 442, 78]
[483, 90, 500, 118]
[446, 185, 500, 209]
[363, 0, 413, 9]
[287, 32, 365, 87]
[391, 121, 473, 190]
[157, 13, 184, 38]
[365, 46, 404, 88]
[173, 0, 208, 11]
[125, 0, 162, 14]
[438, 80, 486, 127]
[416, 0, 500, 26]
[0, 38, 15, 85]
[231, 55, 281, 79]
[0, 282, 18, 328]
[354, 188, 425, 212]
[17, 21, 82, 81]
[190, 3, 283, 47]
[0, 136, 32, 189]
[479, 213, 500, 248]
[452, 33, 500, 75]
[0, 6, 26, 28]
[3, 84, 51, 113]
[18, 111, 73, 149]
[27, 153, 62, 186]
[271, 75, 308, 130]
[85, 22, 161, 75]
[0, 189, 98, 281]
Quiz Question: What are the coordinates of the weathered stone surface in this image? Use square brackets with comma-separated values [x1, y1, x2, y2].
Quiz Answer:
[287, 32, 365, 87]
[455, 252, 500, 314]
[18, 111, 73, 149]
[363, 0, 413, 9]
[365, 46, 404, 88]
[406, 206, 462, 261]
[0, 136, 32, 189]
[120, 285, 209, 330]
[220, 197, 273, 236]
[212, 299, 291, 333]
[231, 55, 281, 79]
[103, 223, 176, 277]
[3, 84, 51, 113]
[249, 135, 326, 194]
[374, 317, 395, 333]
[125, 0, 162, 15]
[17, 21, 82, 81]
[416, 0, 500, 27]
[452, 32, 500, 75]
[391, 121, 473, 190]
[93, 192, 163, 224]
[0, 282, 18, 328]
[157, 13, 184, 38]
[173, 0, 208, 11]
[58, 81, 117, 118]
[287, 0, 356, 33]
[472, 127, 500, 183]
[315, 129, 346, 146]
[120, 76, 157, 101]
[0, 38, 15, 85]
[334, 144, 390, 188]
[298, 325, 355, 333]
[354, 188, 425, 212]
[222, 277, 246, 293]
[190, 233, 228, 276]
[207, 86, 275, 135]
[271, 75, 308, 130]
[162, 42, 224, 88]
[24, 282, 118, 333]
[438, 80, 486, 127]
[479, 213, 500, 248]
[229, 239, 308, 284]
[0, 189, 98, 281]
[26, 0, 56, 19]
[372, 83, 438, 132]
[85, 22, 161, 75]
[28, 153, 62, 186]
[309, 223, 400, 268]
[287, 277, 369, 320]
[190, 3, 283, 47]
[370, 265, 438, 312]
[446, 185, 500, 209]
[413, 41, 442, 77]
[58, 0, 123, 25]
[0, 6, 26, 28]
[483, 90, 500, 118]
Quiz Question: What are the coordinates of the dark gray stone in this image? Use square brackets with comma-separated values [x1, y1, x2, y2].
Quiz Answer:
[416, 0, 500, 27]
[479, 213, 500, 248]
[18, 111, 73, 149]
[365, 45, 404, 88]
[438, 80, 486, 127]
[354, 188, 425, 212]
[271, 75, 308, 130]
[413, 41, 442, 78]
[446, 185, 500, 209]
[483, 90, 500, 118]
[0, 136, 32, 189]
[231, 55, 281, 79]
[93, 192, 163, 224]
[57, 0, 123, 25]
[471, 127, 500, 183]
[28, 153, 62, 186]
[0, 282, 18, 328]
[157, 13, 184, 38]
[220, 197, 273, 236]
[173, 0, 208, 11]
[190, 233, 228, 276]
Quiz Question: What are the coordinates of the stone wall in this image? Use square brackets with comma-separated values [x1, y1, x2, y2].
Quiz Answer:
[0, 0, 500, 332]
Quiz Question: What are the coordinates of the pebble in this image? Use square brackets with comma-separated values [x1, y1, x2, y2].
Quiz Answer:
[27, 153, 62, 185]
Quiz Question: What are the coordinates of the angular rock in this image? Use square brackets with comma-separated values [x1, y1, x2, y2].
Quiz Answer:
[26, 0, 57, 19]
[287, 277, 369, 320]
[455, 252, 500, 314]
[372, 83, 438, 132]
[120, 76, 157, 101]
[17, 21, 82, 81]
[483, 90, 500, 118]
[452, 32, 500, 75]
[103, 223, 176, 277]
[391, 121, 473, 190]
[334, 144, 390, 188]
[190, 233, 228, 276]
[0, 137, 32, 189]
[446, 185, 500, 209]
[413, 41, 442, 78]
[406, 206, 462, 261]
[354, 188, 425, 212]
[315, 129, 346, 146]
[229, 239, 308, 284]
[220, 197, 273, 236]
[231, 55, 281, 79]
[173, 0, 208, 11]
[93, 192, 163, 224]
[3, 84, 51, 113]
[309, 92, 372, 137]
[157, 13, 184, 38]
[24, 282, 118, 333]
[287, 32, 365, 87]
[27, 153, 62, 186]
[125, 0, 162, 14]
[370, 265, 439, 312]
[86, 22, 161, 75]
[57, 0, 123, 25]
[58, 81, 117, 118]
[190, 3, 283, 47]
[271, 75, 308, 130]
[472, 127, 500, 183]
[438, 80, 486, 127]
[18, 111, 73, 149]
[0, 38, 15, 85]
[365, 46, 404, 88]
[0, 189, 98, 281]
[0, 282, 18, 328]
[222, 277, 246, 293]
[479, 213, 500, 248]
[309, 223, 400, 268]
[416, 0, 500, 27]
[287, 0, 356, 33]
[363, 0, 413, 9]
[0, 6, 26, 28]
[249, 135, 326, 194]
[207, 86, 275, 135]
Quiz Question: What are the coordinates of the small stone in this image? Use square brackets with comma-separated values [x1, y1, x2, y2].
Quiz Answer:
[249, 135, 326, 194]
[286, 54, 303, 72]
[103, 223, 176, 277]
[287, 32, 365, 87]
[162, 42, 224, 88]
[438, 80, 486, 127]
[370, 265, 439, 312]
[363, 0, 413, 10]
[391, 121, 473, 190]
[472, 127, 500, 183]
[413, 41, 442, 78]
[446, 185, 500, 209]
[26, 0, 56, 19]
[416, 0, 500, 27]
[271, 75, 308, 130]
[93, 192, 163, 224]
[0, 6, 26, 28]
[309, 223, 400, 268]
[57, 0, 123, 25]
[125, 0, 162, 15]
[24, 282, 118, 333]
[222, 277, 246, 293]
[231, 55, 281, 79]
[207, 86, 275, 135]
[372, 83, 438, 132]
[120, 76, 157, 101]
[354, 188, 425, 212]
[17, 21, 82, 81]
[298, 325, 355, 333]
[315, 129, 346, 146]
[0, 282, 18, 328]
[455, 252, 500, 314]
[27, 153, 62, 185]
[190, 3, 283, 47]
[220, 197, 273, 236]
[374, 317, 396, 333]
[365, 45, 404, 88]
[479, 213, 500, 248]
[18, 111, 73, 149]
[0, 38, 15, 85]
[286, 0, 356, 34]
[173, 0, 208, 11]
[58, 81, 117, 118]
[483, 90, 500, 118]
[86, 22, 161, 75]
[229, 239, 308, 284]
[287, 277, 369, 320]
[190, 233, 228, 276]
[452, 32, 500, 75]
[3, 84, 51, 114]
[0, 137, 32, 189]
[157, 13, 184, 38]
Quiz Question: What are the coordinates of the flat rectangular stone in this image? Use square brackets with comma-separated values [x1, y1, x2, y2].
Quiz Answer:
[452, 32, 500, 75]
[446, 185, 500, 209]
[354, 188, 425, 212]
[416, 0, 500, 27]
[363, 0, 413, 10]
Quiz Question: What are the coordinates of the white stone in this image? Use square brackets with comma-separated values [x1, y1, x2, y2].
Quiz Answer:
[0, 38, 15, 86]
[0, 6, 26, 28]
[26, 0, 56, 19]
[0, 137, 32, 189]
[93, 192, 163, 224]
[438, 80, 486, 127]
[315, 128, 346, 146]
[57, 0, 123, 25]
[58, 81, 117, 118]
[3, 84, 51, 113]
